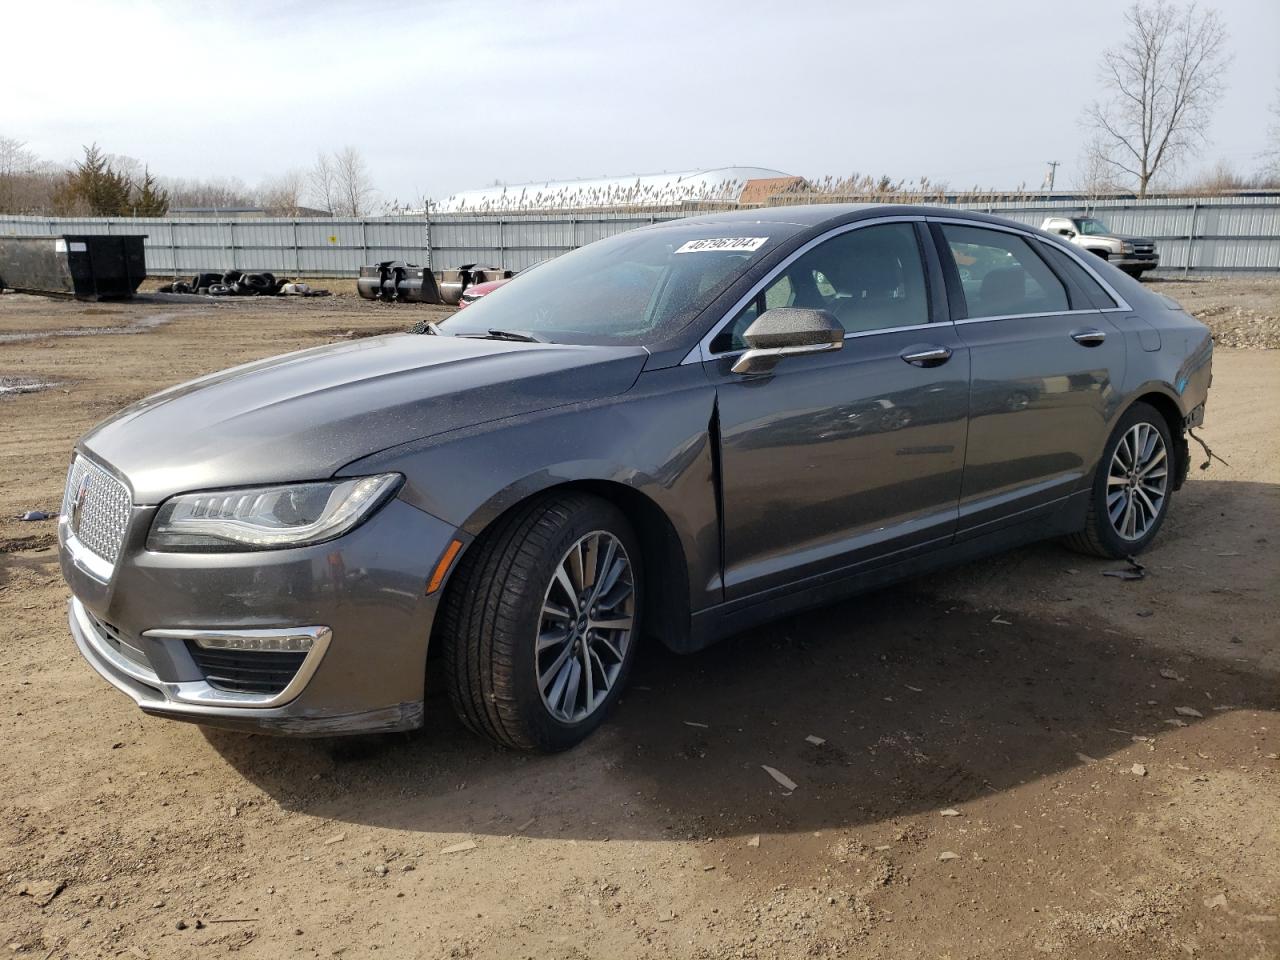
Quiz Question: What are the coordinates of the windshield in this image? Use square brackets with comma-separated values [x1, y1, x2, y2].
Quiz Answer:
[437, 224, 788, 345]
[1076, 218, 1111, 236]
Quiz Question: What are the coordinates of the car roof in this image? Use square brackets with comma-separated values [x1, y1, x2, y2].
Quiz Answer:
[669, 203, 1040, 233]
[673, 203, 879, 227]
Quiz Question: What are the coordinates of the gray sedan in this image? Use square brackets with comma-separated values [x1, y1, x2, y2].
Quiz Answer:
[59, 205, 1213, 751]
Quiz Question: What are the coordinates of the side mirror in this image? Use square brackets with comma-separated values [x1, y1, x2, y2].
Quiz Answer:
[731, 307, 845, 375]
[1059, 228, 1076, 238]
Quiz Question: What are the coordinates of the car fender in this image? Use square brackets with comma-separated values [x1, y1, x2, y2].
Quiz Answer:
[339, 364, 724, 616]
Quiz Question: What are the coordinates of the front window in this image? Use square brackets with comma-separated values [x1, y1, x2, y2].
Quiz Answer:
[437, 225, 790, 346]
[1075, 218, 1111, 236]
[711, 222, 930, 352]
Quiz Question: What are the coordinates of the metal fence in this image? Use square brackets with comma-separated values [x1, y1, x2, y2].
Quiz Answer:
[2, 197, 1278, 277]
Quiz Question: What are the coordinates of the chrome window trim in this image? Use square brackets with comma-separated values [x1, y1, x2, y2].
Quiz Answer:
[953, 308, 1101, 326]
[925, 215, 1133, 313]
[682, 215, 929, 365]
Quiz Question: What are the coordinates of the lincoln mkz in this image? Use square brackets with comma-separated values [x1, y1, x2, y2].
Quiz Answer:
[60, 205, 1213, 751]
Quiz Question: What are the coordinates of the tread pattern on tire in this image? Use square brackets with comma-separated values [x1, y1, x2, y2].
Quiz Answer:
[1062, 489, 1113, 558]
[438, 492, 603, 751]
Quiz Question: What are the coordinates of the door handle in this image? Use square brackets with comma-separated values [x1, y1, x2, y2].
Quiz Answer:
[900, 345, 952, 367]
[1071, 328, 1107, 346]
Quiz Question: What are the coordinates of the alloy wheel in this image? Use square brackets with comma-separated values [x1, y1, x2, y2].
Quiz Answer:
[536, 531, 635, 723]
[1107, 422, 1168, 541]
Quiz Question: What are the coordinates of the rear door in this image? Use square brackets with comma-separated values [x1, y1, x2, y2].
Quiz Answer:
[705, 220, 970, 601]
[930, 220, 1127, 538]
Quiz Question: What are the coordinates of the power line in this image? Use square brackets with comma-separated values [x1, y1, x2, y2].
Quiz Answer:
[1045, 160, 1061, 191]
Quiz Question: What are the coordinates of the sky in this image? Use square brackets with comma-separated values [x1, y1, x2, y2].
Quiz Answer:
[6, 0, 1278, 205]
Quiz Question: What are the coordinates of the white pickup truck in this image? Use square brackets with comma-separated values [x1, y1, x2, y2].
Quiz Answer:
[1040, 215, 1160, 279]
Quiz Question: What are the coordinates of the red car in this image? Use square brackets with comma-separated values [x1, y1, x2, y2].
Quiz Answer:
[457, 261, 545, 309]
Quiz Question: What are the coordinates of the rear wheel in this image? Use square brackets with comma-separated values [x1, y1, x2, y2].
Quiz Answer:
[1065, 402, 1174, 558]
[439, 493, 641, 752]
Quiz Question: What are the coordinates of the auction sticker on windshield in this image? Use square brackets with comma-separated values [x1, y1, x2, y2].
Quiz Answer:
[674, 237, 768, 254]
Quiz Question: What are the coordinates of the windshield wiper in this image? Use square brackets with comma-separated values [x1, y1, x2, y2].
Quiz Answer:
[459, 328, 549, 343]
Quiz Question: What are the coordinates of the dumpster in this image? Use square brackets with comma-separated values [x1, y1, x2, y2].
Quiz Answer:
[0, 235, 147, 300]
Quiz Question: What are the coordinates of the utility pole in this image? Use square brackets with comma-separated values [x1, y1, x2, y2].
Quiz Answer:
[1045, 160, 1060, 192]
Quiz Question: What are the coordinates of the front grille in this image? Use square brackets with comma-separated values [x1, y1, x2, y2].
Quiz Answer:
[1132, 243, 1156, 257]
[62, 455, 131, 566]
[187, 645, 307, 695]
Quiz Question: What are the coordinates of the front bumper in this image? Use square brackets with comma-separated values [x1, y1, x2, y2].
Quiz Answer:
[61, 494, 460, 735]
[1113, 255, 1160, 270]
[69, 597, 421, 734]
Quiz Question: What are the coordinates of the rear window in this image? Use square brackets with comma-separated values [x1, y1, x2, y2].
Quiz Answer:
[437, 224, 791, 346]
[1038, 241, 1120, 309]
[940, 224, 1069, 319]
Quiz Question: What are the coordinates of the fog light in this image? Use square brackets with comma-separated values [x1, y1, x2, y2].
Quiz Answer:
[193, 634, 315, 653]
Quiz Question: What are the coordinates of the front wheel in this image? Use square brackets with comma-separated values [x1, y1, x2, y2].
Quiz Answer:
[1065, 402, 1174, 558]
[439, 493, 641, 752]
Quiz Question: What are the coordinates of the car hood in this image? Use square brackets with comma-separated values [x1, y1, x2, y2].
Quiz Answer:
[82, 333, 648, 504]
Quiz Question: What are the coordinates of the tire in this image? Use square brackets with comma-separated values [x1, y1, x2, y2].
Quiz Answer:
[439, 493, 642, 752]
[1065, 402, 1175, 558]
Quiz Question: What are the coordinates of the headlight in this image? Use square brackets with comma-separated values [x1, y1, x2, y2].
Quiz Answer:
[1121, 242, 1135, 255]
[147, 474, 401, 551]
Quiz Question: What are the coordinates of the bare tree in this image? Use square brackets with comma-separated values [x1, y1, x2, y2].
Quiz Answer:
[1185, 157, 1251, 194]
[0, 135, 37, 178]
[1082, 2, 1229, 196]
[160, 175, 255, 210]
[308, 152, 338, 214]
[1263, 82, 1280, 179]
[332, 146, 375, 216]
[105, 152, 144, 185]
[259, 169, 308, 216]
[0, 135, 45, 212]
[1076, 135, 1126, 199]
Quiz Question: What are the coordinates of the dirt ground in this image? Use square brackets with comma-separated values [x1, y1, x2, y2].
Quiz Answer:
[1, 278, 1277, 959]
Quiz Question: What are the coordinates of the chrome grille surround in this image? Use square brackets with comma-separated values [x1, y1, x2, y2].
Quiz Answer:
[62, 455, 131, 569]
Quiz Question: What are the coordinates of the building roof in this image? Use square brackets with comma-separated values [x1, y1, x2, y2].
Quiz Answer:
[435, 167, 796, 213]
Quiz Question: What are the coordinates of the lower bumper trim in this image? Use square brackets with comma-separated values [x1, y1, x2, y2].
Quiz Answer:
[141, 700, 425, 736]
[69, 598, 423, 736]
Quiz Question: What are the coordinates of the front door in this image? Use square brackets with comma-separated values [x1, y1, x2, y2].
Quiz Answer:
[931, 221, 1128, 537]
[704, 221, 971, 601]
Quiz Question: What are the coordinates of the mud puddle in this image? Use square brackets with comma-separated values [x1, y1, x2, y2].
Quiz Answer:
[0, 375, 62, 396]
[0, 312, 180, 344]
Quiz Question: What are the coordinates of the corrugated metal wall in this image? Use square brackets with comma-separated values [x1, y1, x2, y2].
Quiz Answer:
[953, 197, 1280, 274]
[2, 198, 1277, 277]
[0, 216, 428, 277]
